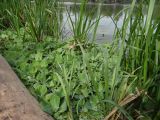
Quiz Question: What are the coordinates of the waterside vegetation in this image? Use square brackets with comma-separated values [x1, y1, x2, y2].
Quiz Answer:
[0, 0, 160, 120]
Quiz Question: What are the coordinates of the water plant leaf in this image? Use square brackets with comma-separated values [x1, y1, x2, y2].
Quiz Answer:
[50, 94, 60, 112]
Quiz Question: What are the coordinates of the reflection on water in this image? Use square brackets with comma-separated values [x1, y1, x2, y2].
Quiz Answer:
[61, 2, 160, 43]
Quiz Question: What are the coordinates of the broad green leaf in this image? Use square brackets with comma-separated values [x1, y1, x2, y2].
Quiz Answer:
[40, 85, 47, 96]
[35, 52, 43, 61]
[59, 100, 67, 113]
[50, 94, 60, 112]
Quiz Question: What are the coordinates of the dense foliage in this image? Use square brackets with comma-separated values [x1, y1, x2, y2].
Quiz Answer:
[0, 0, 160, 120]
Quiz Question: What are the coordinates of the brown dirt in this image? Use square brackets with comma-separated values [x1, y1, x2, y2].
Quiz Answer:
[0, 55, 53, 120]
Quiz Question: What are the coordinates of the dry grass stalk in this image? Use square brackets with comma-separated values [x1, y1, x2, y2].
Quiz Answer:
[104, 89, 144, 120]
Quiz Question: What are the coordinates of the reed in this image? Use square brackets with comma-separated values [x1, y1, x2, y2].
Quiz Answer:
[24, 0, 63, 42]
[113, 0, 160, 118]
[67, 0, 101, 43]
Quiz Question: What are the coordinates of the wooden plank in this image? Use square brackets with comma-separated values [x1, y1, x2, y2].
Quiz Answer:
[0, 55, 53, 120]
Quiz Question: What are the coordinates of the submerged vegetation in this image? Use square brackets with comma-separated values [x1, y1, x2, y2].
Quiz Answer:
[0, 0, 160, 120]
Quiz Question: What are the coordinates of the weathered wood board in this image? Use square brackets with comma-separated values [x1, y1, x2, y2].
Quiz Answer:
[0, 55, 53, 120]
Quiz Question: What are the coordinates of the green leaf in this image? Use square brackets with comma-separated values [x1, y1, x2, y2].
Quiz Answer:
[40, 101, 52, 115]
[40, 85, 47, 96]
[40, 60, 48, 67]
[49, 81, 55, 87]
[0, 34, 8, 39]
[90, 95, 99, 111]
[98, 81, 104, 93]
[35, 52, 43, 61]
[45, 93, 53, 101]
[50, 94, 60, 112]
[59, 100, 67, 113]
[34, 83, 47, 96]
[81, 87, 89, 97]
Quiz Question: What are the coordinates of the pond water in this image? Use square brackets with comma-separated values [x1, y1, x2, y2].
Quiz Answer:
[61, 2, 160, 43]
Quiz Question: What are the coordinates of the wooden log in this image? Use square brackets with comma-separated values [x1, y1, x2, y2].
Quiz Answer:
[0, 55, 53, 120]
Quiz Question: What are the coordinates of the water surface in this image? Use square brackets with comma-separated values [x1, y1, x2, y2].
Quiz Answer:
[61, 2, 160, 43]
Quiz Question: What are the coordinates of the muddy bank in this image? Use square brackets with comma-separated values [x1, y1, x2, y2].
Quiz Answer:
[0, 55, 53, 120]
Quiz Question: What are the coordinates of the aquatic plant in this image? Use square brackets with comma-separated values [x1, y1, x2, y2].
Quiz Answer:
[67, 0, 101, 43]
[0, 0, 160, 120]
